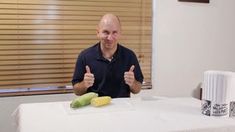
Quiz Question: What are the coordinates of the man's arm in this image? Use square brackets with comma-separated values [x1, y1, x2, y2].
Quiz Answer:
[124, 65, 142, 94]
[73, 81, 88, 95]
[129, 79, 142, 94]
[73, 65, 94, 95]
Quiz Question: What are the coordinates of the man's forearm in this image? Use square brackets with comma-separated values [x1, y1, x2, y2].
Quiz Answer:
[130, 80, 142, 94]
[73, 81, 88, 95]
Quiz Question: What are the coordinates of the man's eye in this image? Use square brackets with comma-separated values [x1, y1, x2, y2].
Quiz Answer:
[103, 31, 109, 34]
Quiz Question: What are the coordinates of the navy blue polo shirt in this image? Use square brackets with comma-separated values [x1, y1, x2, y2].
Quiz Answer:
[72, 42, 144, 98]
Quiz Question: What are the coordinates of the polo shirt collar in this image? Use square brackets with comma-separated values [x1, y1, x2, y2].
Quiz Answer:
[96, 42, 121, 61]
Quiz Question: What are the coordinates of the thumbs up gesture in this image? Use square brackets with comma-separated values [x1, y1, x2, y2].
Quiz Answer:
[83, 65, 95, 88]
[124, 65, 135, 87]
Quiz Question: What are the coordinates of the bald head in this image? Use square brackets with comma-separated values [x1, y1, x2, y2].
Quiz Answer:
[98, 13, 121, 30]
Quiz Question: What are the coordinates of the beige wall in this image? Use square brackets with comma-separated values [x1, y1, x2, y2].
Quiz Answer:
[152, 0, 235, 97]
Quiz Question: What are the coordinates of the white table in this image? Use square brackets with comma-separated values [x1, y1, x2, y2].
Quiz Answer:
[12, 97, 235, 132]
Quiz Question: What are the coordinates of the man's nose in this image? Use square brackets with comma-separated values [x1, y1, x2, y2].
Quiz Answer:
[107, 34, 114, 40]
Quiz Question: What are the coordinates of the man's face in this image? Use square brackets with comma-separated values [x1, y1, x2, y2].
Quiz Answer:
[97, 18, 121, 50]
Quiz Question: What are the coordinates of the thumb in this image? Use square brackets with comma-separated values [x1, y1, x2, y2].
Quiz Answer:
[85, 65, 91, 73]
[129, 65, 135, 72]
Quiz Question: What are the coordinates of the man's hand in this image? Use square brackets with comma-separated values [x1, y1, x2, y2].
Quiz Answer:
[83, 65, 94, 88]
[124, 65, 135, 87]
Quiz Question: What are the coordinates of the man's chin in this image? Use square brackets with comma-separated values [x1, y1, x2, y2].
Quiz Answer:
[105, 43, 114, 48]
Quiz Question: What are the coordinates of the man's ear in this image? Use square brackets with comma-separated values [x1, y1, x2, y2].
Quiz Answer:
[96, 27, 100, 37]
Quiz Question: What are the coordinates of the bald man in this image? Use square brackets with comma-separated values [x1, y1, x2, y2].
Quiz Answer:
[72, 14, 144, 98]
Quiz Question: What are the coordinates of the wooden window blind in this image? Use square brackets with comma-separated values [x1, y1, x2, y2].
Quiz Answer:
[0, 0, 152, 90]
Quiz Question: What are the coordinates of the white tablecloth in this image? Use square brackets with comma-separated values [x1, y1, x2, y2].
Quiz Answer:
[12, 97, 235, 132]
